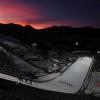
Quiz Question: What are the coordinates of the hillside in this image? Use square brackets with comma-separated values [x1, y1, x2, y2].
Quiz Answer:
[0, 23, 100, 51]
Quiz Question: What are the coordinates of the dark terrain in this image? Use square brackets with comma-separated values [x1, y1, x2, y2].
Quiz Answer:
[0, 23, 100, 52]
[0, 23, 100, 100]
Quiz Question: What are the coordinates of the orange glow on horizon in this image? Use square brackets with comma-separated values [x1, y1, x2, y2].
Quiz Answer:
[0, 21, 51, 29]
[14, 21, 48, 29]
[0, 18, 67, 29]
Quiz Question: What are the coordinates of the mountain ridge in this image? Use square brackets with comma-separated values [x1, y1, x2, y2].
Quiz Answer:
[0, 23, 100, 51]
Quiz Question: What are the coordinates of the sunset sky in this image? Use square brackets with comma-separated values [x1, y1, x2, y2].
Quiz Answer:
[0, 0, 100, 29]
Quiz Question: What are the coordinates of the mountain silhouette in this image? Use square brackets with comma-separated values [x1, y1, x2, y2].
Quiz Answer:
[0, 23, 100, 51]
